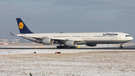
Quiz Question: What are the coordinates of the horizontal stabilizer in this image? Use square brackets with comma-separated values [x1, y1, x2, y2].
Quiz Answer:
[4, 32, 16, 36]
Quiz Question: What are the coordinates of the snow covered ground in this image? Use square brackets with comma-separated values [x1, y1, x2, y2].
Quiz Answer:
[0, 49, 135, 76]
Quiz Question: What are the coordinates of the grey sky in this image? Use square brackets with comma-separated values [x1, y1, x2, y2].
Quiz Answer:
[0, 0, 135, 41]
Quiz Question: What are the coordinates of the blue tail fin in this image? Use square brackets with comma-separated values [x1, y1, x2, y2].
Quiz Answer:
[16, 18, 33, 34]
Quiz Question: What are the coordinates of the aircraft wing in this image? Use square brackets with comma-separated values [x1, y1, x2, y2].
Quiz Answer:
[16, 34, 83, 44]
[31, 37, 81, 41]
[52, 38, 82, 42]
[20, 35, 82, 42]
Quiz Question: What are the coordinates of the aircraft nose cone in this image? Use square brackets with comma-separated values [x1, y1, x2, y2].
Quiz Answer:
[131, 37, 133, 40]
[126, 37, 133, 42]
[129, 37, 133, 41]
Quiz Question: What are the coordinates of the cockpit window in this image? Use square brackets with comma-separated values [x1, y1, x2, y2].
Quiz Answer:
[125, 35, 131, 37]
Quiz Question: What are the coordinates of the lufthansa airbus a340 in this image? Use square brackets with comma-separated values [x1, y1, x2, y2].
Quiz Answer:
[10, 18, 133, 49]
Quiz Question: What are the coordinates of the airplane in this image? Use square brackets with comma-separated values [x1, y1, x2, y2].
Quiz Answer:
[10, 18, 133, 49]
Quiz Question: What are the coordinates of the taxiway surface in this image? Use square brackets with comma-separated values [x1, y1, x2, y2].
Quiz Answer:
[0, 46, 135, 55]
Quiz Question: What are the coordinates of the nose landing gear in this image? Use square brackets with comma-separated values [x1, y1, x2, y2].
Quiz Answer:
[120, 43, 123, 49]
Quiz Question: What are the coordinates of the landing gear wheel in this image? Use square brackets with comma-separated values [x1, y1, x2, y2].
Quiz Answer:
[120, 43, 123, 49]
[57, 46, 68, 49]
[57, 46, 65, 49]
[57, 46, 76, 49]
[69, 47, 76, 49]
[120, 46, 123, 49]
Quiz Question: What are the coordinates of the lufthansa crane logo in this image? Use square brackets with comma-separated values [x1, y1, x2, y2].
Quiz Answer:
[19, 22, 24, 29]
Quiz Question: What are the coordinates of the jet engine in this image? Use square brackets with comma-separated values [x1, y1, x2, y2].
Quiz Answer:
[64, 40, 77, 47]
[86, 44, 97, 46]
[42, 38, 54, 45]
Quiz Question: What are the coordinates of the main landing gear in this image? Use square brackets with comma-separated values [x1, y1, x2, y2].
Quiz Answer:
[119, 43, 123, 49]
[56, 42, 76, 49]
[57, 46, 76, 49]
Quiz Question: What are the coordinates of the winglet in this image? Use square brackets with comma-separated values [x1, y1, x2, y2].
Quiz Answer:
[16, 18, 33, 34]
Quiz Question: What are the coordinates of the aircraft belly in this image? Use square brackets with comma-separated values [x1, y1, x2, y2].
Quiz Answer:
[84, 39, 129, 44]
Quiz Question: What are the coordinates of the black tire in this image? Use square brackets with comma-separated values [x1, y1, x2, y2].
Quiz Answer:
[57, 46, 67, 49]
[57, 46, 76, 49]
[120, 46, 123, 49]
[69, 47, 76, 49]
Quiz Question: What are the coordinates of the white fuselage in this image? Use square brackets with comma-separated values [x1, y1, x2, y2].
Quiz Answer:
[14, 18, 133, 48]
[17, 32, 133, 45]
